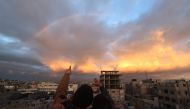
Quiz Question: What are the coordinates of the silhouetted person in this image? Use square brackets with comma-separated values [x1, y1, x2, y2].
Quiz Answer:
[51, 66, 93, 109]
[72, 84, 93, 108]
[92, 79, 115, 109]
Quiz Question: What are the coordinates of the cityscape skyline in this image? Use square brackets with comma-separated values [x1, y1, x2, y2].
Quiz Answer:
[0, 0, 190, 81]
[0, 71, 190, 109]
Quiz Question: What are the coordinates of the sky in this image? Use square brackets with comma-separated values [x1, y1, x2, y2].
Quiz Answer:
[0, 0, 190, 81]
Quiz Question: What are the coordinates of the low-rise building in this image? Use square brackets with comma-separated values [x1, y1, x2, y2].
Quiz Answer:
[68, 84, 78, 92]
[37, 82, 58, 93]
[17, 88, 37, 94]
[67, 83, 78, 99]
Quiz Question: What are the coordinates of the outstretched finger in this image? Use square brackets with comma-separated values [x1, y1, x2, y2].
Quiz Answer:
[65, 66, 72, 74]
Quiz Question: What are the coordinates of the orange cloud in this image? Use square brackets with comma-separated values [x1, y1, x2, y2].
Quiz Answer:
[43, 30, 190, 73]
[115, 30, 190, 73]
[116, 43, 190, 72]
[46, 60, 74, 73]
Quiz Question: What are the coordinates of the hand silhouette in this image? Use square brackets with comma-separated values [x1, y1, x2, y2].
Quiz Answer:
[65, 66, 71, 75]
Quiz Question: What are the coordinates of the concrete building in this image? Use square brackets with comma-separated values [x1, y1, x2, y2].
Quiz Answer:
[68, 84, 78, 92]
[67, 84, 78, 99]
[125, 79, 141, 97]
[125, 79, 159, 109]
[100, 71, 121, 89]
[126, 79, 160, 99]
[17, 88, 37, 94]
[100, 71, 125, 109]
[0, 99, 51, 109]
[37, 82, 58, 93]
[158, 79, 190, 109]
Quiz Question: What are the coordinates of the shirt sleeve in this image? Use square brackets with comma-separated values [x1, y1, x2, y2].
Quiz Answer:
[51, 73, 70, 109]
[55, 73, 70, 97]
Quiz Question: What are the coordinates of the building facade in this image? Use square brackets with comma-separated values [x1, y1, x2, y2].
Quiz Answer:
[158, 79, 190, 109]
[100, 71, 125, 109]
[37, 82, 58, 93]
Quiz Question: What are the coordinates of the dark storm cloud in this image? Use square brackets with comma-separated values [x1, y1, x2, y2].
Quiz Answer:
[0, 0, 76, 80]
[0, 60, 98, 82]
[0, 0, 190, 80]
[0, 0, 110, 40]
[0, 0, 74, 40]
[33, 15, 117, 64]
[0, 0, 113, 67]
[0, 0, 110, 80]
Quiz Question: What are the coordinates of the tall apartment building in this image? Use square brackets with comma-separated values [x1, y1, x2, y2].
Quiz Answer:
[100, 71, 125, 109]
[158, 79, 190, 109]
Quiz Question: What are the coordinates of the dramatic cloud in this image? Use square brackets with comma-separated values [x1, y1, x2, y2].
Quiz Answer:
[112, 0, 190, 73]
[33, 15, 117, 73]
[0, 0, 190, 80]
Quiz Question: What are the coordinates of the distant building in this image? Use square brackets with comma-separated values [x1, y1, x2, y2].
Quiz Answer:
[125, 79, 141, 97]
[125, 79, 159, 109]
[100, 71, 125, 109]
[68, 84, 78, 92]
[37, 82, 58, 93]
[158, 79, 190, 109]
[17, 88, 37, 94]
[4, 85, 15, 92]
[0, 79, 8, 86]
[67, 84, 78, 99]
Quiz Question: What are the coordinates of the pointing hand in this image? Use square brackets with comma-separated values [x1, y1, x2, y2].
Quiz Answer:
[65, 66, 71, 75]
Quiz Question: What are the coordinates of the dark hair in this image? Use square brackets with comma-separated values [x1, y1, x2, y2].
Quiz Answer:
[72, 84, 93, 109]
[93, 94, 112, 109]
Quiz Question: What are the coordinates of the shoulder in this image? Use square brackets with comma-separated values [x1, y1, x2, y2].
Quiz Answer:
[51, 102, 65, 109]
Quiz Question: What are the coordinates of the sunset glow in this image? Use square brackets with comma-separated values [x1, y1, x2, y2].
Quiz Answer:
[44, 30, 190, 74]
[1, 0, 190, 80]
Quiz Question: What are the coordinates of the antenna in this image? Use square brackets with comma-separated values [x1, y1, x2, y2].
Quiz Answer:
[95, 63, 102, 73]
[113, 64, 118, 71]
[96, 64, 102, 73]
[145, 71, 149, 80]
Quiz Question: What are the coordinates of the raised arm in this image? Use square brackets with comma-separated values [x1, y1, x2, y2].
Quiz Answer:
[55, 66, 71, 97]
[51, 66, 71, 109]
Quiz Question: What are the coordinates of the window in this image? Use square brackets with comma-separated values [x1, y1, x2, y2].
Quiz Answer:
[172, 99, 176, 103]
[186, 99, 189, 103]
[170, 91, 174, 95]
[166, 104, 171, 108]
[178, 91, 181, 95]
[176, 84, 179, 87]
[185, 91, 188, 95]
[159, 96, 163, 99]
[165, 97, 170, 101]
[164, 89, 168, 94]
[183, 84, 186, 87]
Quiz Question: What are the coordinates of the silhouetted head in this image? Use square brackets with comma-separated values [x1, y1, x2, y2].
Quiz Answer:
[93, 94, 112, 109]
[72, 84, 93, 109]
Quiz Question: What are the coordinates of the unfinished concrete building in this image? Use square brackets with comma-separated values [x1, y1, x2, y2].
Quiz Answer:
[100, 71, 121, 89]
[100, 71, 125, 109]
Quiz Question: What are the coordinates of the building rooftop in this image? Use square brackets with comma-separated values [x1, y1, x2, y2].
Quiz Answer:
[101, 71, 120, 75]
